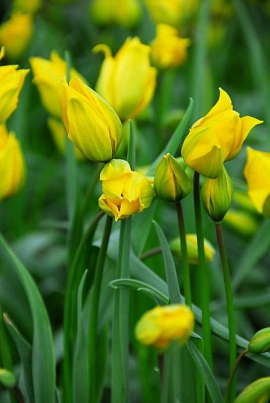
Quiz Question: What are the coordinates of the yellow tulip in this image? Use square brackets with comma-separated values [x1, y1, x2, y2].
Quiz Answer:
[0, 13, 33, 61]
[151, 24, 191, 69]
[13, 0, 42, 14]
[59, 77, 123, 162]
[98, 159, 155, 221]
[94, 38, 157, 120]
[0, 52, 29, 124]
[170, 234, 215, 264]
[30, 51, 86, 118]
[135, 304, 194, 348]
[0, 124, 26, 200]
[47, 117, 85, 161]
[244, 147, 270, 217]
[90, 0, 141, 28]
[154, 153, 191, 201]
[181, 88, 262, 178]
[201, 166, 233, 222]
[144, 0, 198, 27]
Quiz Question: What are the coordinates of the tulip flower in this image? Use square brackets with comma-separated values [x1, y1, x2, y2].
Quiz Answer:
[154, 153, 191, 201]
[170, 234, 215, 264]
[0, 50, 29, 124]
[59, 77, 123, 162]
[12, 0, 42, 14]
[181, 88, 262, 178]
[244, 147, 270, 217]
[30, 51, 86, 118]
[94, 38, 157, 120]
[201, 166, 233, 222]
[98, 159, 155, 221]
[0, 13, 33, 60]
[135, 304, 194, 348]
[151, 24, 191, 70]
[0, 124, 26, 200]
[90, 0, 141, 28]
[144, 0, 198, 28]
[47, 117, 85, 161]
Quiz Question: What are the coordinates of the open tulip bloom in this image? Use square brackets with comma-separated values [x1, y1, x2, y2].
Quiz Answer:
[181, 88, 262, 178]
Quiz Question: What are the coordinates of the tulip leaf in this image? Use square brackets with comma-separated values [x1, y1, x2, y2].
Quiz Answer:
[109, 278, 169, 304]
[147, 97, 194, 176]
[187, 341, 223, 403]
[0, 232, 56, 403]
[152, 220, 182, 304]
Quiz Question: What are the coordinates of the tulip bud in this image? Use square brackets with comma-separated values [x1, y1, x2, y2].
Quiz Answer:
[244, 147, 270, 218]
[0, 59, 29, 124]
[223, 209, 259, 238]
[135, 304, 194, 349]
[154, 153, 191, 202]
[93, 38, 157, 120]
[0, 124, 26, 200]
[30, 51, 86, 118]
[248, 328, 270, 354]
[47, 117, 85, 161]
[181, 88, 262, 178]
[170, 233, 215, 264]
[151, 24, 191, 70]
[59, 77, 123, 162]
[0, 13, 33, 61]
[0, 369, 16, 388]
[201, 166, 233, 222]
[234, 377, 270, 403]
[12, 0, 42, 14]
[90, 0, 141, 29]
[99, 159, 155, 221]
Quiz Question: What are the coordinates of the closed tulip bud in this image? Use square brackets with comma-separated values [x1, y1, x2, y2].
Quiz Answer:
[154, 153, 191, 201]
[90, 0, 141, 28]
[99, 159, 155, 221]
[30, 51, 86, 118]
[233, 189, 258, 213]
[47, 117, 85, 161]
[0, 13, 33, 61]
[0, 124, 26, 200]
[93, 38, 157, 120]
[135, 304, 194, 349]
[59, 77, 122, 162]
[201, 166, 233, 222]
[248, 328, 270, 354]
[170, 234, 215, 264]
[234, 377, 270, 403]
[144, 0, 198, 28]
[151, 24, 191, 70]
[0, 369, 16, 388]
[13, 0, 42, 14]
[244, 147, 270, 217]
[0, 53, 28, 124]
[223, 209, 259, 238]
[181, 88, 262, 178]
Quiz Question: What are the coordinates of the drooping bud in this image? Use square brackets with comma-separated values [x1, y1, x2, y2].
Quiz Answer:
[248, 328, 270, 354]
[234, 377, 270, 403]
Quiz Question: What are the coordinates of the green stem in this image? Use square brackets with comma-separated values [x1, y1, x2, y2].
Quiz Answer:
[111, 218, 132, 403]
[63, 210, 104, 403]
[193, 172, 212, 369]
[140, 246, 162, 261]
[88, 215, 113, 401]
[81, 163, 103, 219]
[175, 201, 192, 307]
[225, 349, 247, 403]
[215, 223, 237, 403]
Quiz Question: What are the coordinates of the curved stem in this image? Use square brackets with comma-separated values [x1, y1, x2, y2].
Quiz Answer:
[215, 222, 237, 402]
[140, 247, 162, 261]
[88, 215, 113, 401]
[193, 171, 212, 369]
[225, 349, 248, 403]
[175, 201, 192, 307]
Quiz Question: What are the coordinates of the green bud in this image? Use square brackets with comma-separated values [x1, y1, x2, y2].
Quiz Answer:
[170, 233, 215, 264]
[234, 377, 270, 403]
[201, 166, 233, 222]
[154, 153, 191, 202]
[0, 368, 16, 388]
[248, 328, 270, 354]
[223, 209, 259, 238]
